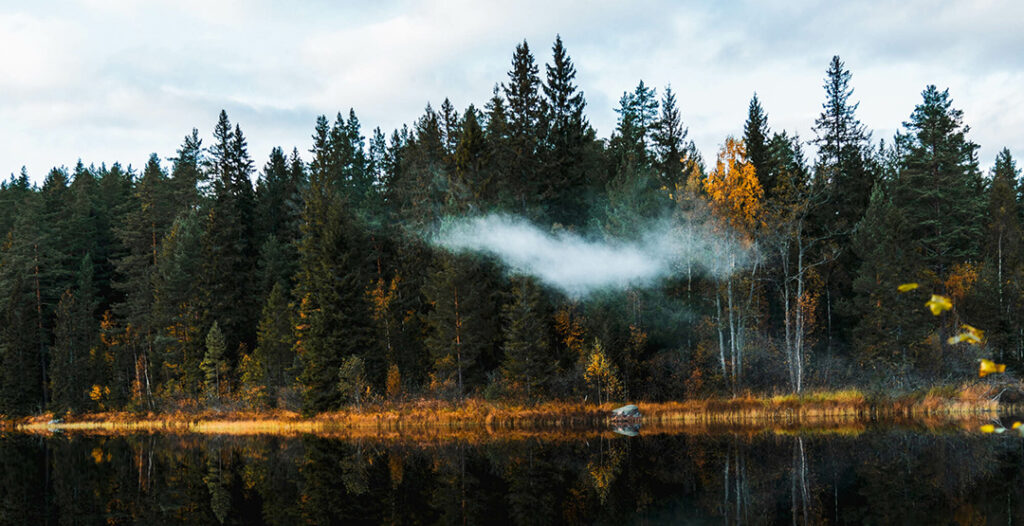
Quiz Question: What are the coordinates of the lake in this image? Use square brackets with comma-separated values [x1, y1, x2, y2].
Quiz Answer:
[1, 419, 1022, 524]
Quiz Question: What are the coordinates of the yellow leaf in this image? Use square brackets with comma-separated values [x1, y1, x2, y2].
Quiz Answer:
[1013, 422, 1022, 430]
[948, 325, 983, 345]
[979, 358, 1006, 378]
[980, 424, 996, 433]
[925, 295, 952, 316]
[897, 283, 919, 292]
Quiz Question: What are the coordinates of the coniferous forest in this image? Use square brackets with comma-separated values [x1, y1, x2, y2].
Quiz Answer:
[0, 37, 1017, 417]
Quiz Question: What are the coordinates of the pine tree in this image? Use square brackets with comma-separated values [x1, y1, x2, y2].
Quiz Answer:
[112, 154, 173, 405]
[201, 321, 228, 399]
[201, 111, 258, 361]
[810, 55, 874, 354]
[255, 146, 302, 244]
[606, 81, 666, 236]
[0, 191, 48, 413]
[610, 81, 658, 167]
[894, 86, 983, 275]
[294, 128, 376, 413]
[252, 282, 296, 405]
[422, 253, 500, 398]
[452, 105, 488, 209]
[501, 277, 552, 399]
[152, 211, 206, 397]
[169, 129, 204, 210]
[743, 93, 771, 193]
[503, 40, 545, 214]
[978, 149, 1022, 363]
[652, 86, 695, 196]
[50, 255, 100, 413]
[850, 185, 924, 379]
[484, 86, 515, 209]
[542, 35, 595, 226]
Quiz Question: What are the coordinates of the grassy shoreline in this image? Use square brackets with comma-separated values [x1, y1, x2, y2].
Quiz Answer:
[5, 387, 1013, 436]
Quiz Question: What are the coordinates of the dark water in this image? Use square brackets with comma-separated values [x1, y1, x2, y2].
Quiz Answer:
[2, 423, 1023, 525]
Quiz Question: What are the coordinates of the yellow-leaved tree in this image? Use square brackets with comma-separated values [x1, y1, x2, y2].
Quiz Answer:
[704, 137, 763, 235]
[702, 137, 764, 395]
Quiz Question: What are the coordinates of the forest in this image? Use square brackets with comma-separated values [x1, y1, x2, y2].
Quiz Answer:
[0, 36, 1017, 417]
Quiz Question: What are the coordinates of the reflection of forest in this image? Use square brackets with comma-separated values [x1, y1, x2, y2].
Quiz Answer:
[1, 429, 1022, 524]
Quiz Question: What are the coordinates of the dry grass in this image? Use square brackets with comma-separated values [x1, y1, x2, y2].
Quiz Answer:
[8, 385, 1007, 437]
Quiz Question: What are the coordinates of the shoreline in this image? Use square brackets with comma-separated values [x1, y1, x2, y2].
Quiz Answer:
[4, 392, 1012, 436]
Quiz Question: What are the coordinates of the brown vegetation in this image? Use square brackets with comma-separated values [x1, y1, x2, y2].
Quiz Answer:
[9, 382, 1011, 437]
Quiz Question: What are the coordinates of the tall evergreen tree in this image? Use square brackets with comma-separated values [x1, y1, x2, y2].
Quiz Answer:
[51, 255, 100, 412]
[0, 191, 49, 413]
[422, 254, 501, 397]
[610, 81, 658, 167]
[151, 211, 206, 398]
[501, 277, 552, 399]
[542, 35, 595, 225]
[113, 154, 174, 403]
[169, 129, 204, 210]
[503, 40, 545, 214]
[201, 321, 228, 399]
[743, 93, 771, 192]
[252, 282, 296, 405]
[894, 85, 983, 275]
[294, 121, 376, 413]
[810, 55, 873, 354]
[201, 111, 258, 360]
[979, 149, 1023, 363]
[652, 86, 696, 195]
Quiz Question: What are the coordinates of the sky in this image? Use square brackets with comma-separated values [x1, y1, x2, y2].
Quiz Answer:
[2, 0, 1023, 183]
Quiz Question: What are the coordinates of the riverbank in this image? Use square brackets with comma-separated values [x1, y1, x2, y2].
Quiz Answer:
[5, 385, 1013, 436]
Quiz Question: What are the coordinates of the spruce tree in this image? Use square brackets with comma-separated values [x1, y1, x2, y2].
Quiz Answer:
[201, 111, 258, 361]
[743, 93, 771, 192]
[810, 55, 873, 353]
[894, 86, 983, 275]
[294, 124, 376, 413]
[169, 129, 204, 210]
[0, 192, 48, 413]
[978, 149, 1022, 363]
[651, 86, 695, 195]
[112, 154, 174, 400]
[542, 35, 595, 225]
[51, 255, 100, 413]
[503, 40, 545, 214]
[422, 253, 500, 397]
[151, 211, 206, 397]
[252, 282, 296, 404]
[501, 277, 552, 399]
[201, 321, 228, 399]
[452, 105, 489, 208]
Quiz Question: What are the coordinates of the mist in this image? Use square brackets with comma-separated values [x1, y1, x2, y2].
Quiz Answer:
[430, 214, 749, 298]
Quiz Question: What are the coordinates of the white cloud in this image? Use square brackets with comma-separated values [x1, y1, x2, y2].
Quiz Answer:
[0, 13, 86, 94]
[1, 0, 1022, 180]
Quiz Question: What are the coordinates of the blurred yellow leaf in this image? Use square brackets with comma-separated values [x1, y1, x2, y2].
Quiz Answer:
[897, 283, 919, 292]
[979, 359, 1006, 378]
[980, 424, 996, 433]
[948, 325, 983, 345]
[925, 295, 952, 315]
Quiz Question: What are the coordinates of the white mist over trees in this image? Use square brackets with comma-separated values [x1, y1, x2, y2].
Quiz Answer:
[431, 213, 749, 297]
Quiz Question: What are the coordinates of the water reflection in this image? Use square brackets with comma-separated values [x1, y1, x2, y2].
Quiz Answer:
[1, 425, 1023, 525]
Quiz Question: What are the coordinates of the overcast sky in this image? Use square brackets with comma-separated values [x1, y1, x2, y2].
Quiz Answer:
[2, 0, 1022, 183]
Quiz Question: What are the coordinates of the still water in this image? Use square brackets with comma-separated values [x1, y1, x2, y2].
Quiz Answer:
[1, 422, 1022, 525]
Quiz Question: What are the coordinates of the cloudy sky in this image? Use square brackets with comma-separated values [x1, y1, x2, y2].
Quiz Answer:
[2, 0, 1022, 182]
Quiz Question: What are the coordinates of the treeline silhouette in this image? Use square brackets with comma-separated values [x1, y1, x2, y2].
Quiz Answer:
[0, 37, 1017, 415]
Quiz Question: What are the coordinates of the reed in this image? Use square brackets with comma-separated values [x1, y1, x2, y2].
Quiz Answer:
[9, 384, 1007, 437]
